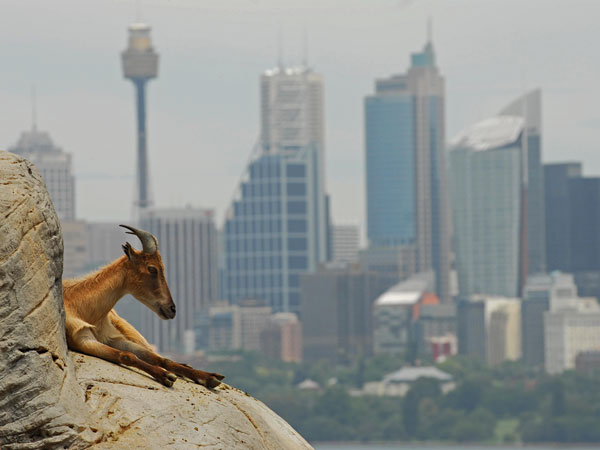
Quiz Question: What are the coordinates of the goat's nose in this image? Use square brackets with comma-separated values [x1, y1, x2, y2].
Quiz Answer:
[170, 304, 176, 314]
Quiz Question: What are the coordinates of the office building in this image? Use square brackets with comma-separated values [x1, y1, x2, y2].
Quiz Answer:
[331, 224, 360, 265]
[364, 38, 450, 302]
[224, 65, 328, 314]
[301, 264, 388, 364]
[61, 221, 89, 278]
[544, 163, 582, 272]
[413, 303, 457, 357]
[457, 296, 521, 365]
[259, 312, 302, 362]
[135, 207, 218, 354]
[121, 22, 159, 215]
[521, 271, 579, 368]
[9, 127, 75, 221]
[499, 89, 546, 277]
[450, 116, 524, 298]
[545, 298, 600, 374]
[373, 272, 439, 356]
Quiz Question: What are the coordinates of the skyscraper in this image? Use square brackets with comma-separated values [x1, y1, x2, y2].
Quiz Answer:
[499, 89, 545, 279]
[121, 23, 159, 215]
[364, 39, 450, 302]
[331, 224, 360, 265]
[450, 116, 524, 298]
[138, 207, 218, 354]
[223, 65, 328, 315]
[9, 128, 75, 221]
[544, 162, 582, 272]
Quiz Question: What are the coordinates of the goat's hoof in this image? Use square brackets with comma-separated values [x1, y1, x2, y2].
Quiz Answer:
[167, 372, 177, 382]
[212, 372, 225, 381]
[205, 376, 222, 389]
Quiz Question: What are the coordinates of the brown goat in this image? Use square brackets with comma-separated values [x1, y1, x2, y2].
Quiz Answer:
[63, 225, 224, 388]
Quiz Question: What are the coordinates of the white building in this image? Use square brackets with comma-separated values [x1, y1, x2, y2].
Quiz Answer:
[363, 366, 454, 397]
[331, 224, 360, 265]
[9, 128, 75, 221]
[138, 207, 218, 354]
[545, 297, 600, 374]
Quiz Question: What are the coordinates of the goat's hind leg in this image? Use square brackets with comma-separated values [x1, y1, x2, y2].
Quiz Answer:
[72, 331, 176, 387]
[111, 339, 223, 388]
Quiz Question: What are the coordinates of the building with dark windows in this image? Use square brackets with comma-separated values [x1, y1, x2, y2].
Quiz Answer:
[363, 38, 451, 302]
[544, 162, 582, 272]
[223, 65, 328, 315]
[301, 264, 388, 364]
[457, 300, 486, 362]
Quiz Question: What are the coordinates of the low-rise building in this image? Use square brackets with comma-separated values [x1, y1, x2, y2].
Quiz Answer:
[260, 312, 302, 362]
[373, 272, 439, 356]
[363, 366, 454, 397]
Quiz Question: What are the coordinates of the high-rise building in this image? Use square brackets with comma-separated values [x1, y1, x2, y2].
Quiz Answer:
[136, 207, 218, 354]
[223, 65, 328, 314]
[259, 312, 302, 362]
[499, 89, 545, 277]
[121, 23, 159, 215]
[545, 297, 600, 374]
[457, 296, 521, 366]
[9, 128, 75, 221]
[301, 264, 388, 364]
[364, 39, 450, 302]
[544, 163, 582, 272]
[450, 116, 524, 298]
[521, 272, 578, 367]
[331, 224, 360, 265]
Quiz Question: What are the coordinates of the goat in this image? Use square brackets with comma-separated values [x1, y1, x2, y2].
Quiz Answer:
[63, 225, 224, 388]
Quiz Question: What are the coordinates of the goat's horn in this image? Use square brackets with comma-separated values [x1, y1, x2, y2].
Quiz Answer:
[119, 224, 158, 254]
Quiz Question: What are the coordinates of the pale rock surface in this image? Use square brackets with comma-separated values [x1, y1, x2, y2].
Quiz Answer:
[0, 151, 313, 450]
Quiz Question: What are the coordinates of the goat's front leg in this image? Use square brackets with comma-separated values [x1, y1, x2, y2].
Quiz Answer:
[110, 338, 224, 388]
[71, 332, 177, 387]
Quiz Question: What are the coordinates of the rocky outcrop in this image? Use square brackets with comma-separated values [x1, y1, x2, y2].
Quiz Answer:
[0, 151, 93, 449]
[0, 150, 313, 449]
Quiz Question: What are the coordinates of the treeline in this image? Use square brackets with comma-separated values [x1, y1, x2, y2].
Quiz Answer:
[205, 353, 600, 443]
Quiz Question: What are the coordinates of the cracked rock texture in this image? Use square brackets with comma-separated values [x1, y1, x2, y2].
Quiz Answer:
[0, 151, 313, 450]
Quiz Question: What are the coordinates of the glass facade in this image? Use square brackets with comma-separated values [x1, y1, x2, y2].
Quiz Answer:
[365, 94, 415, 247]
[451, 141, 522, 298]
[224, 147, 322, 314]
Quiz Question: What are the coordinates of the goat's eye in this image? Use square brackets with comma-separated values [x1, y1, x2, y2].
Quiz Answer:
[148, 266, 158, 276]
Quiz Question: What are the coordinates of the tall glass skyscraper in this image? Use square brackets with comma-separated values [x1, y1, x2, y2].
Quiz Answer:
[223, 66, 328, 315]
[499, 89, 545, 280]
[364, 40, 450, 302]
[450, 116, 524, 298]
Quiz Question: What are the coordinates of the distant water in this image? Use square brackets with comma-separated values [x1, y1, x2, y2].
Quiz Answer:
[313, 445, 600, 450]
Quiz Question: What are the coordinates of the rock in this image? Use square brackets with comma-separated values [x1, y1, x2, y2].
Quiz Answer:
[0, 150, 313, 450]
[73, 353, 312, 449]
[0, 151, 94, 449]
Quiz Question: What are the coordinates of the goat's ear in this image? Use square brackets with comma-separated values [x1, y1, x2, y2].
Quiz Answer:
[122, 242, 133, 260]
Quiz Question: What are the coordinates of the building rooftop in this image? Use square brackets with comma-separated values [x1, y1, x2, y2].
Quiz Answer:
[450, 115, 524, 152]
[374, 271, 434, 307]
[383, 366, 452, 383]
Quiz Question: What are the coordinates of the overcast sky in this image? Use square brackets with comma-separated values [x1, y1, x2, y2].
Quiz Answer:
[1, 0, 599, 230]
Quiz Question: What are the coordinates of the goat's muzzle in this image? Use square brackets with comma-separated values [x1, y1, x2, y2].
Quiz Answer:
[159, 303, 176, 320]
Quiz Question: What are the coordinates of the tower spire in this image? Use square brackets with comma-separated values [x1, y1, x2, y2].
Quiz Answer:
[427, 15, 433, 43]
[302, 24, 309, 68]
[277, 25, 284, 69]
[31, 85, 37, 132]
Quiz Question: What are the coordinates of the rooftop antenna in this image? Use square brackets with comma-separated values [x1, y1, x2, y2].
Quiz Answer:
[277, 25, 284, 69]
[427, 15, 433, 43]
[302, 24, 309, 68]
[31, 85, 37, 132]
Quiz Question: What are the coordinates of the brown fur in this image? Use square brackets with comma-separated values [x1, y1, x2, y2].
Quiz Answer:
[63, 245, 224, 388]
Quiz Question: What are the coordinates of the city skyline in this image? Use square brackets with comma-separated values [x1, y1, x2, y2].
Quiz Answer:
[1, 0, 599, 233]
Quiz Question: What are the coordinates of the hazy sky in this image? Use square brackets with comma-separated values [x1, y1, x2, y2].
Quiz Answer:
[2, 0, 599, 230]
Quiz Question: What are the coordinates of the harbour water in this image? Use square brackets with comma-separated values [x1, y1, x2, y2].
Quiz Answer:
[314, 445, 600, 450]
